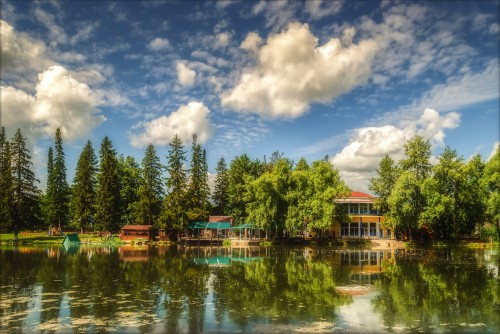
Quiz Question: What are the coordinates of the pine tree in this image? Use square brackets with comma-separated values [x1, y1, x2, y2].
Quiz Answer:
[137, 143, 164, 225]
[52, 128, 69, 231]
[0, 128, 14, 232]
[160, 134, 188, 231]
[212, 156, 229, 215]
[10, 129, 41, 240]
[186, 134, 209, 221]
[95, 136, 121, 232]
[70, 140, 98, 232]
[118, 155, 140, 225]
[42, 147, 57, 229]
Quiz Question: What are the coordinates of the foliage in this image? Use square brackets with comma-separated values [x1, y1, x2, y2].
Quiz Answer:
[212, 156, 229, 215]
[118, 155, 141, 225]
[160, 134, 188, 230]
[69, 140, 98, 232]
[136, 143, 164, 225]
[95, 136, 121, 232]
[0, 127, 14, 232]
[185, 134, 210, 222]
[483, 145, 500, 239]
[369, 154, 398, 215]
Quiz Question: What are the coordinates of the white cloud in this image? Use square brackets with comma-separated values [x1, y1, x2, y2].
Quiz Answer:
[148, 37, 170, 51]
[1, 65, 105, 143]
[305, 0, 343, 20]
[214, 32, 231, 48]
[240, 32, 262, 52]
[176, 62, 196, 87]
[488, 142, 499, 160]
[129, 101, 213, 148]
[221, 22, 380, 118]
[33, 7, 67, 45]
[331, 109, 460, 192]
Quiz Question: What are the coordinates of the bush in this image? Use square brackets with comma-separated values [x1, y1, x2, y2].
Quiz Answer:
[222, 239, 232, 247]
[480, 224, 499, 242]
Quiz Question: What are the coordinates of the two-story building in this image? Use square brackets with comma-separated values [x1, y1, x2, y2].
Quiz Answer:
[331, 191, 392, 239]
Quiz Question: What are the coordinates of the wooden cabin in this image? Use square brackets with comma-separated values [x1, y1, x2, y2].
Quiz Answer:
[120, 225, 157, 241]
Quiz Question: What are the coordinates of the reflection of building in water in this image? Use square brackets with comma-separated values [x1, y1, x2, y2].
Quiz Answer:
[119, 245, 149, 262]
[188, 246, 265, 267]
[338, 250, 395, 285]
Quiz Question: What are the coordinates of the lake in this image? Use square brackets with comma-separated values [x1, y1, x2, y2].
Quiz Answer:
[0, 245, 498, 333]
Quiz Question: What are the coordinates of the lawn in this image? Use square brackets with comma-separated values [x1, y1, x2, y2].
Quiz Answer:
[0, 233, 122, 245]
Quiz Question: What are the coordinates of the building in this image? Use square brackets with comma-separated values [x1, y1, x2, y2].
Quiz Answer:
[332, 191, 392, 239]
[120, 225, 158, 241]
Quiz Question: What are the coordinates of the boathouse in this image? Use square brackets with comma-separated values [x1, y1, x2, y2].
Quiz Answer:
[332, 191, 392, 239]
[120, 225, 157, 241]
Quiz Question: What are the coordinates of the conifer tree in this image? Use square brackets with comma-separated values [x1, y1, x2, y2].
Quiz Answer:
[52, 128, 69, 231]
[212, 156, 229, 215]
[70, 140, 98, 232]
[186, 134, 209, 221]
[137, 143, 164, 225]
[118, 155, 140, 225]
[95, 136, 121, 232]
[160, 134, 188, 231]
[0, 128, 13, 231]
[10, 129, 41, 240]
[42, 147, 57, 229]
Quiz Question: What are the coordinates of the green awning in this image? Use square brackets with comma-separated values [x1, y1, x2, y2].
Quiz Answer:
[187, 222, 231, 229]
[193, 256, 231, 266]
[230, 223, 256, 229]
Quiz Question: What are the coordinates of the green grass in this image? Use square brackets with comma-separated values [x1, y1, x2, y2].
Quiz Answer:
[0, 233, 123, 245]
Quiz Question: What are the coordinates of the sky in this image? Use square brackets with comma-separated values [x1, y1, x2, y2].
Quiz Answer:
[1, 0, 499, 193]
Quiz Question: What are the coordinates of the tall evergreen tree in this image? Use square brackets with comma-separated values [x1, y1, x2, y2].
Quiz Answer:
[10, 129, 41, 240]
[95, 136, 121, 232]
[70, 140, 98, 232]
[212, 157, 229, 215]
[118, 155, 141, 225]
[42, 147, 57, 229]
[52, 128, 69, 230]
[160, 134, 188, 231]
[137, 143, 164, 225]
[186, 134, 209, 221]
[369, 154, 399, 215]
[0, 128, 14, 232]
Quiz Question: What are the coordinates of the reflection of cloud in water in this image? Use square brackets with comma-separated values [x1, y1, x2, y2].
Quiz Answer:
[336, 292, 384, 332]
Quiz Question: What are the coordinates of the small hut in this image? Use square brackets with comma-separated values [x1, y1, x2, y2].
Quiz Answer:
[120, 225, 157, 241]
[62, 233, 81, 246]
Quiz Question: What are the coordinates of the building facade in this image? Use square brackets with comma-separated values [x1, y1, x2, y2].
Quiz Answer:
[331, 191, 392, 239]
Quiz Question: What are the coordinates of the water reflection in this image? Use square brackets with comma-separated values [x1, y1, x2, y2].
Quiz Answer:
[0, 245, 498, 333]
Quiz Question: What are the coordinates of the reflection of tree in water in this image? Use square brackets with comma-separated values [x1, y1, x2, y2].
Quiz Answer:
[372, 249, 500, 331]
[210, 248, 353, 331]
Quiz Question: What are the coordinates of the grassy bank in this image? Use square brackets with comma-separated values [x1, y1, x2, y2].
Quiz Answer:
[0, 233, 123, 245]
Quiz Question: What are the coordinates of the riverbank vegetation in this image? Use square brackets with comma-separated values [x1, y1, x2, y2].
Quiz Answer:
[0, 127, 498, 242]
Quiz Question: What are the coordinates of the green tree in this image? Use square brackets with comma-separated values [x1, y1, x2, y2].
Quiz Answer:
[160, 134, 188, 231]
[136, 143, 164, 225]
[286, 158, 310, 235]
[52, 128, 70, 230]
[69, 140, 98, 232]
[10, 129, 41, 239]
[118, 155, 141, 225]
[0, 128, 14, 232]
[186, 134, 209, 221]
[483, 145, 500, 239]
[95, 136, 121, 232]
[42, 147, 56, 229]
[369, 154, 398, 214]
[212, 156, 229, 215]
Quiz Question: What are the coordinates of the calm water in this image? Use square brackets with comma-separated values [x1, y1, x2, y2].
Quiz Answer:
[0, 245, 498, 333]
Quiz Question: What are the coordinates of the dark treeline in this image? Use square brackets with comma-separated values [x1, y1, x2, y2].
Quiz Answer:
[0, 127, 499, 241]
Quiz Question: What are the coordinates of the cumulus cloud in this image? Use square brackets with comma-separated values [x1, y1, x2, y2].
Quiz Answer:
[221, 22, 380, 118]
[214, 32, 231, 49]
[148, 37, 170, 51]
[331, 108, 460, 192]
[129, 101, 213, 148]
[1, 65, 105, 142]
[240, 32, 262, 52]
[176, 62, 196, 87]
[304, 1, 343, 20]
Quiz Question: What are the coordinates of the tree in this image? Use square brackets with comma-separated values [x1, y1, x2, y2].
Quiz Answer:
[369, 154, 398, 215]
[95, 136, 121, 232]
[0, 128, 13, 232]
[42, 147, 57, 229]
[286, 159, 310, 235]
[136, 143, 164, 225]
[186, 134, 210, 221]
[212, 157, 229, 215]
[70, 140, 98, 232]
[10, 129, 41, 240]
[160, 134, 188, 231]
[118, 155, 141, 226]
[483, 146, 500, 240]
[52, 128, 70, 231]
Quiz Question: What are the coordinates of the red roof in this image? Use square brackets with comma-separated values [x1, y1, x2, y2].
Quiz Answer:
[209, 216, 234, 223]
[350, 191, 374, 198]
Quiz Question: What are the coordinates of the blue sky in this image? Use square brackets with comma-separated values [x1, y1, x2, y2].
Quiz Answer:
[1, 0, 498, 193]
